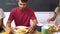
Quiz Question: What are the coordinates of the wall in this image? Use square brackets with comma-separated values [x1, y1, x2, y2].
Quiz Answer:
[0, 0, 58, 11]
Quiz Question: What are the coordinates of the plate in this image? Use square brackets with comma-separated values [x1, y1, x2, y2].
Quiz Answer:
[48, 24, 59, 31]
[14, 26, 28, 34]
[16, 26, 28, 29]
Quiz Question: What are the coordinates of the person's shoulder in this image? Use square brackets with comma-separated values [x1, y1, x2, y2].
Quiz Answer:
[10, 7, 18, 12]
[27, 7, 33, 10]
[55, 7, 59, 11]
[54, 6, 59, 13]
[27, 7, 34, 12]
[0, 8, 3, 11]
[11, 7, 18, 10]
[0, 8, 4, 12]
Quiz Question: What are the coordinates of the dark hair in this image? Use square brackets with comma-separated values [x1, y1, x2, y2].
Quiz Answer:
[18, 0, 28, 2]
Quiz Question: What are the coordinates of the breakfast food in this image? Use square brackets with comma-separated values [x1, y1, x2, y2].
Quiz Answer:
[15, 28, 27, 33]
[2, 32, 7, 34]
[14, 26, 28, 34]
[15, 32, 24, 34]
[48, 25, 56, 31]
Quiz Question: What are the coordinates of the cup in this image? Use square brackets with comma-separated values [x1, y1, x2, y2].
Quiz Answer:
[41, 26, 49, 34]
[36, 23, 43, 32]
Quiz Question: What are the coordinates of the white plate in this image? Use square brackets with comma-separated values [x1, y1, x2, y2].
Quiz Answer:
[16, 26, 28, 29]
[14, 26, 28, 34]
[48, 24, 59, 30]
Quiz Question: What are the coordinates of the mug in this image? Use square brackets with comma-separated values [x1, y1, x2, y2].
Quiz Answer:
[36, 24, 43, 32]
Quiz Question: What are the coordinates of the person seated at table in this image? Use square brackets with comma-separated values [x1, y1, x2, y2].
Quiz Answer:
[47, 3, 60, 28]
[6, 0, 38, 34]
[0, 8, 5, 32]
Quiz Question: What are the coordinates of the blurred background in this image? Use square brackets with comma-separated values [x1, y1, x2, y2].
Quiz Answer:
[0, 0, 59, 12]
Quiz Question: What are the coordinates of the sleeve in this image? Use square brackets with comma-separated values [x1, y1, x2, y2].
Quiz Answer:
[0, 8, 5, 19]
[54, 7, 59, 13]
[30, 9, 37, 20]
[8, 9, 15, 21]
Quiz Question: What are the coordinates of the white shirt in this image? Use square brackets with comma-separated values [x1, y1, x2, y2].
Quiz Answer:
[0, 8, 5, 19]
[54, 7, 60, 23]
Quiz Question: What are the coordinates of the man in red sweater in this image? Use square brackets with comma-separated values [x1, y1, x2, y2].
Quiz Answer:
[6, 0, 38, 34]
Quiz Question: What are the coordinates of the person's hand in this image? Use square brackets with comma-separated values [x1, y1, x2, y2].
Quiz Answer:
[56, 22, 60, 28]
[6, 27, 14, 34]
[28, 27, 35, 33]
[47, 19, 51, 23]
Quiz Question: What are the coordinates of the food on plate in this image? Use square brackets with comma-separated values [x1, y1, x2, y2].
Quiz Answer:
[14, 26, 28, 34]
[48, 25, 56, 31]
[15, 28, 27, 33]
[15, 32, 24, 34]
[2, 32, 7, 34]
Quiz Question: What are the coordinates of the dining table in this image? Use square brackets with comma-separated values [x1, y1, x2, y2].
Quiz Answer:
[0, 27, 60, 34]
[31, 30, 60, 34]
[0, 30, 60, 34]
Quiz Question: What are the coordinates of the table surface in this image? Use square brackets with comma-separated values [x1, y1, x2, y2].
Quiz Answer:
[32, 30, 60, 34]
[0, 30, 60, 34]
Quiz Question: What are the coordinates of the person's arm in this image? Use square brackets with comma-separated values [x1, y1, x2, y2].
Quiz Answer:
[47, 13, 57, 23]
[50, 13, 57, 21]
[30, 9, 38, 29]
[31, 19, 38, 30]
[6, 20, 14, 34]
[0, 18, 3, 28]
[6, 20, 12, 29]
[50, 7, 58, 21]
[28, 9, 38, 33]
[47, 7, 58, 23]
[6, 8, 15, 34]
[28, 19, 38, 33]
[6, 8, 15, 29]
[0, 8, 5, 28]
